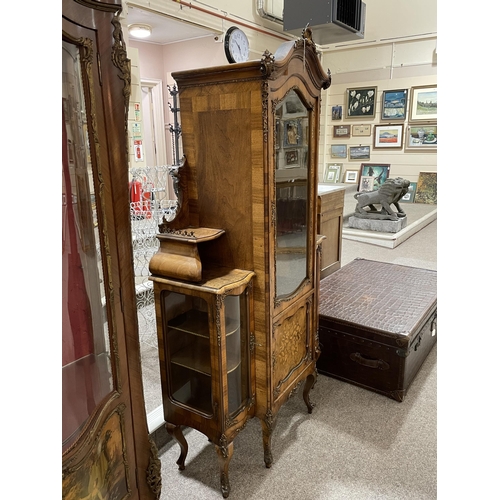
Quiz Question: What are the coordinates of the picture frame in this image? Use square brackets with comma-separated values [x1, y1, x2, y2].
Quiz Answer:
[359, 163, 390, 191]
[359, 175, 375, 192]
[331, 144, 347, 159]
[373, 124, 404, 149]
[406, 124, 437, 151]
[352, 124, 371, 136]
[323, 163, 343, 183]
[400, 182, 417, 203]
[409, 85, 437, 122]
[283, 119, 302, 147]
[346, 86, 377, 118]
[333, 124, 351, 138]
[349, 145, 370, 160]
[285, 149, 299, 166]
[414, 171, 437, 204]
[381, 89, 408, 120]
[344, 169, 359, 184]
[332, 105, 342, 120]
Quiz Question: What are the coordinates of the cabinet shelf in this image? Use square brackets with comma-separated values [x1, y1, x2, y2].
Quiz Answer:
[169, 309, 241, 338]
[170, 335, 211, 375]
[170, 329, 243, 375]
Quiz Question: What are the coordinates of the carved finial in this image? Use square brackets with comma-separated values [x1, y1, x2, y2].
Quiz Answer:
[302, 23, 313, 42]
[260, 50, 275, 77]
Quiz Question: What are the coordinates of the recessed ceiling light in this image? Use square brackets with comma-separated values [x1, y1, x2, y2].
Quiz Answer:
[128, 24, 152, 39]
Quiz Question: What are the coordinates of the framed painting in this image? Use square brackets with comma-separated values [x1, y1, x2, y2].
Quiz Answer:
[400, 182, 417, 203]
[323, 163, 343, 183]
[349, 145, 370, 160]
[285, 149, 299, 166]
[344, 169, 359, 184]
[381, 89, 408, 120]
[346, 86, 377, 118]
[332, 105, 342, 120]
[414, 171, 437, 204]
[333, 124, 351, 138]
[352, 124, 371, 136]
[359, 176, 375, 192]
[359, 163, 390, 191]
[331, 144, 347, 159]
[409, 85, 437, 122]
[406, 124, 437, 151]
[373, 124, 404, 149]
[284, 119, 302, 147]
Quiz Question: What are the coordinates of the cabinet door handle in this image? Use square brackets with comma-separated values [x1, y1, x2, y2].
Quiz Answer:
[350, 352, 389, 370]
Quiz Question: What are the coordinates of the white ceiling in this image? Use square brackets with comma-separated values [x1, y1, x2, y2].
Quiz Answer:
[126, 6, 218, 45]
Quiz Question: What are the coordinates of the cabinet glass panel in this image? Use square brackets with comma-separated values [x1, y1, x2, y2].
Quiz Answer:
[62, 40, 113, 452]
[275, 90, 309, 298]
[163, 292, 212, 415]
[225, 294, 250, 415]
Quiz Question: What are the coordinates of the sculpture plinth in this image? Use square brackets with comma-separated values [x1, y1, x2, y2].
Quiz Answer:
[348, 215, 407, 233]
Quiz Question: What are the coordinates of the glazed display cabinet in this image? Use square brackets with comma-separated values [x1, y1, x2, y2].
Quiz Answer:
[150, 28, 330, 497]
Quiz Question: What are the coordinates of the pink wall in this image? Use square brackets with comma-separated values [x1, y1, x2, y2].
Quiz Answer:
[128, 40, 165, 81]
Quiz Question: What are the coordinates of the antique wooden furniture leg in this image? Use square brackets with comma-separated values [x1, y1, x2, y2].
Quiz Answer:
[215, 439, 234, 498]
[166, 423, 188, 470]
[303, 371, 317, 414]
[260, 414, 276, 468]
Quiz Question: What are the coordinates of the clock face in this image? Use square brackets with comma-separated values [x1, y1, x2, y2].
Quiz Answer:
[224, 27, 249, 64]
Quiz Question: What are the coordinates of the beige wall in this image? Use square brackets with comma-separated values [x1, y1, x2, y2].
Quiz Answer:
[123, 0, 437, 188]
[319, 35, 437, 184]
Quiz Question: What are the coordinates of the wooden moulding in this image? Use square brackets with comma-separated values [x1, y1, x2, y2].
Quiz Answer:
[149, 227, 225, 282]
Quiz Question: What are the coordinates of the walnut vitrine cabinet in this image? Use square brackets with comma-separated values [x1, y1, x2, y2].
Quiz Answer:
[153, 30, 330, 496]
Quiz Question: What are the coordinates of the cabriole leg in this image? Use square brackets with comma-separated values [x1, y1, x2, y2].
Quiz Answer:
[303, 371, 317, 414]
[165, 422, 188, 470]
[215, 438, 234, 498]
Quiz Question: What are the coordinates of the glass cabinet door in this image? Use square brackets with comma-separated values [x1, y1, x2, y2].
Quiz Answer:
[163, 292, 213, 414]
[62, 40, 113, 453]
[160, 286, 251, 418]
[225, 293, 250, 416]
[274, 90, 310, 298]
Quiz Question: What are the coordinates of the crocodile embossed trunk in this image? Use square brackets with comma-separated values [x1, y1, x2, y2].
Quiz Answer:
[317, 258, 437, 402]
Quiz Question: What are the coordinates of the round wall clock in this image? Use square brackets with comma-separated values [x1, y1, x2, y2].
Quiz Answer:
[224, 26, 250, 64]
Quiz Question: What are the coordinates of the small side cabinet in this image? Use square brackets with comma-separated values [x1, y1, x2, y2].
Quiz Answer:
[149, 234, 255, 498]
[317, 186, 345, 278]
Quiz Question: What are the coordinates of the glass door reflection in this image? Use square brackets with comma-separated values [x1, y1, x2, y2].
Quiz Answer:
[62, 40, 113, 452]
[274, 90, 310, 298]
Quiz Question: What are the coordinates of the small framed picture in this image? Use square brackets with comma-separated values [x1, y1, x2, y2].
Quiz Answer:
[352, 124, 371, 136]
[414, 171, 437, 204]
[323, 163, 343, 183]
[331, 144, 347, 159]
[344, 169, 359, 184]
[409, 85, 437, 122]
[349, 145, 370, 160]
[332, 105, 343, 120]
[406, 124, 437, 151]
[284, 119, 302, 147]
[381, 89, 408, 120]
[346, 86, 377, 118]
[359, 163, 390, 191]
[359, 176, 375, 192]
[373, 124, 404, 149]
[285, 149, 299, 166]
[400, 182, 417, 203]
[333, 125, 351, 138]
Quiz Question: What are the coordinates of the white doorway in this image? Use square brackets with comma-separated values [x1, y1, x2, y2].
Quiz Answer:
[140, 78, 172, 198]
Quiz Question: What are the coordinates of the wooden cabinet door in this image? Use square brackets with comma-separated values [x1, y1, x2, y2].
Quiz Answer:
[62, 1, 160, 499]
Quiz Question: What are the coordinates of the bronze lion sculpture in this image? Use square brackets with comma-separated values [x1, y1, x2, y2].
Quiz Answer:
[354, 177, 410, 221]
